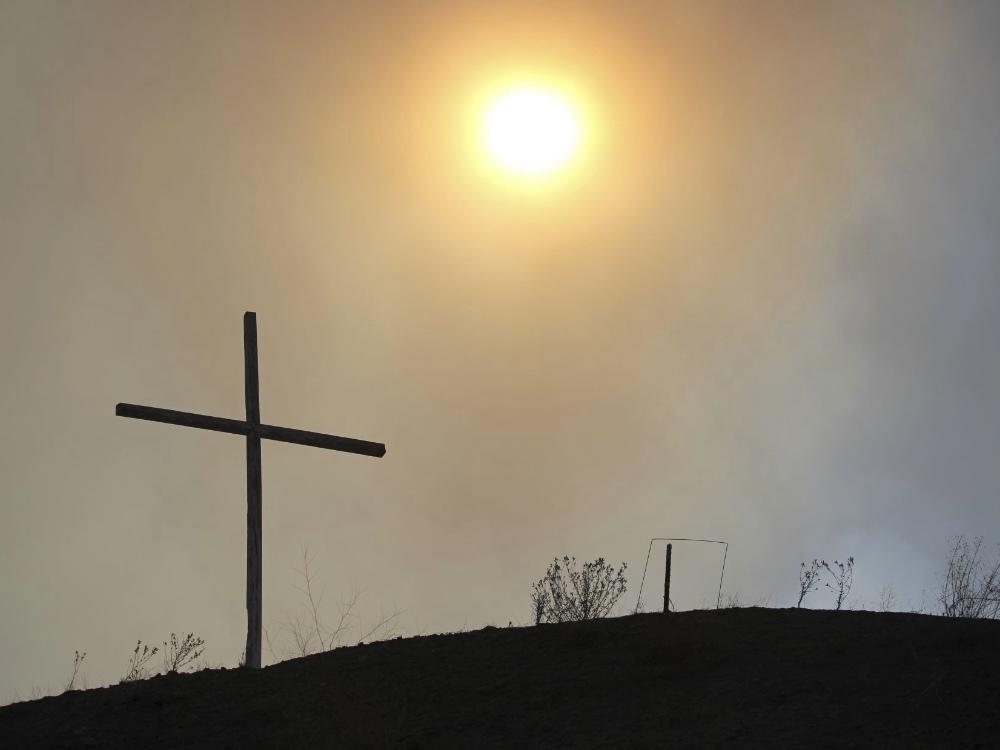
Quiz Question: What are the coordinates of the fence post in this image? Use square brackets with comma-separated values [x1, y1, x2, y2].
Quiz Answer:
[663, 543, 672, 613]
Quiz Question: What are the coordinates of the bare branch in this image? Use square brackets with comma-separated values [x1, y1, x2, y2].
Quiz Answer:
[820, 558, 854, 611]
[797, 560, 822, 608]
[121, 641, 158, 683]
[878, 585, 897, 613]
[939, 536, 1000, 619]
[357, 606, 403, 644]
[64, 651, 86, 692]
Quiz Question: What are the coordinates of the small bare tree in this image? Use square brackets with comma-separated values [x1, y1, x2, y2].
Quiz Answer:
[266, 547, 402, 662]
[939, 535, 1000, 619]
[121, 641, 158, 682]
[797, 560, 822, 608]
[878, 585, 897, 613]
[64, 650, 86, 692]
[289, 549, 349, 653]
[820, 557, 854, 611]
[531, 556, 628, 624]
[162, 633, 205, 673]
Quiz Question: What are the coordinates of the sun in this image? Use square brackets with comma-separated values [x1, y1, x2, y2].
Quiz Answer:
[483, 88, 581, 176]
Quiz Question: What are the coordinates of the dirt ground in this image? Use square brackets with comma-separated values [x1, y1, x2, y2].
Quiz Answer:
[2, 607, 999, 748]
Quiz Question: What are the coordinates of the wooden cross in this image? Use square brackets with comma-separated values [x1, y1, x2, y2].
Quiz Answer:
[116, 311, 385, 669]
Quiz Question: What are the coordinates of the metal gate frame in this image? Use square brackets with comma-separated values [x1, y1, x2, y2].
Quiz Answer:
[633, 537, 729, 613]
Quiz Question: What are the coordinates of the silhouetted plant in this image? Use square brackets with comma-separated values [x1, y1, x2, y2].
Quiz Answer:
[121, 640, 158, 682]
[878, 585, 897, 612]
[721, 592, 743, 609]
[162, 633, 205, 673]
[64, 650, 86, 692]
[797, 560, 821, 608]
[265, 547, 402, 662]
[531, 586, 547, 624]
[531, 556, 627, 624]
[291, 548, 349, 653]
[720, 591, 771, 609]
[820, 558, 854, 611]
[939, 535, 1000, 619]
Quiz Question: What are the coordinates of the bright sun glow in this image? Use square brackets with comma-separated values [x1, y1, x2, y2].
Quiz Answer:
[483, 88, 581, 176]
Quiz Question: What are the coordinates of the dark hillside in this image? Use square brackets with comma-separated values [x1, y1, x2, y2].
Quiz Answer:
[2, 608, 999, 748]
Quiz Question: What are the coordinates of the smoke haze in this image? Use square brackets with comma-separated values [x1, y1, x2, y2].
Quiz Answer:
[2, 1, 999, 696]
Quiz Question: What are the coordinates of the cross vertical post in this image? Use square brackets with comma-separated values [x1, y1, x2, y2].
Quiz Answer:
[244, 312, 263, 669]
[663, 543, 672, 614]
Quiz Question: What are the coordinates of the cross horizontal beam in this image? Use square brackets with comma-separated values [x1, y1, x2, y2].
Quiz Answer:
[116, 402, 386, 457]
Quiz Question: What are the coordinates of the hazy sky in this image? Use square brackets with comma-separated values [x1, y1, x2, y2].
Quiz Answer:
[3, 0, 1000, 699]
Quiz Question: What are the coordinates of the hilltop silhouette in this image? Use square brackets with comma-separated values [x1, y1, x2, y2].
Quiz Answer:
[2, 607, 998, 748]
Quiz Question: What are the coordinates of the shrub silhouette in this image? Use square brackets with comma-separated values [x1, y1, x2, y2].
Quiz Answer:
[121, 641, 158, 683]
[798, 558, 855, 609]
[531, 556, 627, 624]
[64, 650, 86, 692]
[797, 560, 822, 608]
[877, 585, 897, 612]
[264, 547, 402, 662]
[162, 633, 205, 673]
[939, 535, 1000, 619]
[820, 558, 854, 611]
